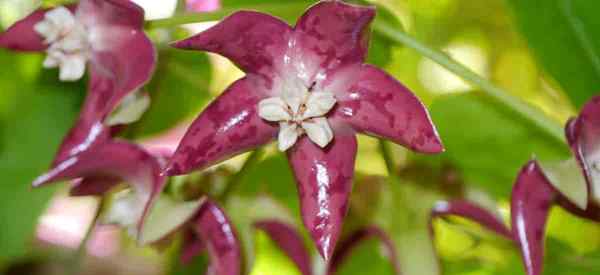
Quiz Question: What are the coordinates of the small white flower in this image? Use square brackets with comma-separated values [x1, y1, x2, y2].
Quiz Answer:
[258, 78, 337, 151]
[34, 6, 91, 81]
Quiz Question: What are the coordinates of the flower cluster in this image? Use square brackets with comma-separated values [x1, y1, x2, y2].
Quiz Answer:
[1, 0, 445, 273]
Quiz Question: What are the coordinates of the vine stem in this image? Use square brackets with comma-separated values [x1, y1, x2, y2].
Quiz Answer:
[372, 21, 565, 144]
[146, 7, 565, 145]
[219, 149, 264, 201]
[68, 196, 105, 275]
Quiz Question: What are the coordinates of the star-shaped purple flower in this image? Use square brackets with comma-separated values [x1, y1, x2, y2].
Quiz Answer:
[165, 0, 443, 260]
[0, 0, 156, 164]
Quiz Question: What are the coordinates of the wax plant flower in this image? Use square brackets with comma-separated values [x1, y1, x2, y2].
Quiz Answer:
[165, 0, 443, 260]
[0, 0, 156, 165]
[32, 118, 243, 275]
[428, 96, 600, 275]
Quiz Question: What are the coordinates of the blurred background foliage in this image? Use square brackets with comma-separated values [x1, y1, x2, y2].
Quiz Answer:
[1, 0, 600, 274]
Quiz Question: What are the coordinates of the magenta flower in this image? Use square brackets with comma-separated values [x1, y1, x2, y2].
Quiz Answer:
[165, 0, 443, 260]
[430, 161, 557, 275]
[0, 0, 156, 164]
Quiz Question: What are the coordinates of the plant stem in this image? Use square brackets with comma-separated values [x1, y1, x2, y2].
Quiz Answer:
[69, 196, 105, 275]
[378, 140, 397, 177]
[219, 149, 263, 201]
[372, 21, 565, 144]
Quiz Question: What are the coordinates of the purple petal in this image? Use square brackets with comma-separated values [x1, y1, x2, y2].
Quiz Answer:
[76, 0, 145, 29]
[0, 8, 51, 51]
[511, 161, 557, 275]
[255, 220, 312, 275]
[327, 226, 401, 275]
[172, 11, 291, 76]
[72, 0, 157, 111]
[332, 64, 443, 154]
[181, 229, 207, 265]
[192, 201, 241, 275]
[69, 176, 120, 196]
[287, 133, 357, 261]
[52, 119, 110, 166]
[430, 201, 512, 239]
[565, 96, 600, 205]
[165, 77, 277, 176]
[294, 1, 375, 72]
[187, 0, 221, 12]
[33, 141, 166, 234]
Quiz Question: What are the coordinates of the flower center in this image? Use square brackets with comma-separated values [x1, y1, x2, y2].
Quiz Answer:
[34, 6, 91, 81]
[258, 78, 337, 151]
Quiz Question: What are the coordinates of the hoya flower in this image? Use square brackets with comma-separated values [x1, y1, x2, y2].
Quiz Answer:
[166, 0, 443, 260]
[0, 0, 155, 84]
[106, 193, 242, 275]
[0, 0, 156, 166]
[430, 161, 553, 275]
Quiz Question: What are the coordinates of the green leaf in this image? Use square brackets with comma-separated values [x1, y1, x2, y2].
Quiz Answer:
[0, 50, 84, 262]
[129, 48, 212, 137]
[506, 0, 600, 107]
[429, 93, 570, 198]
[539, 158, 588, 209]
[249, 231, 302, 275]
[333, 238, 395, 275]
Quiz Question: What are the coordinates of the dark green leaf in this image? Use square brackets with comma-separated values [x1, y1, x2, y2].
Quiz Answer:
[429, 93, 570, 197]
[0, 50, 84, 262]
[506, 0, 600, 107]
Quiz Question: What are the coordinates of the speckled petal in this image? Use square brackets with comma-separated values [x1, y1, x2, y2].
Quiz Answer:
[172, 11, 291, 76]
[511, 161, 557, 275]
[565, 96, 600, 205]
[193, 201, 241, 275]
[51, 73, 121, 165]
[294, 1, 375, 72]
[334, 65, 443, 154]
[255, 220, 312, 275]
[165, 77, 277, 176]
[287, 133, 357, 261]
[430, 201, 512, 240]
[327, 226, 401, 275]
[0, 9, 51, 51]
[88, 28, 156, 111]
[33, 141, 166, 235]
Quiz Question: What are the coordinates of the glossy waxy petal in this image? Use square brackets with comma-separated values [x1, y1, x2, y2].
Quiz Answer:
[294, 1, 375, 72]
[172, 11, 291, 76]
[255, 220, 312, 275]
[69, 176, 120, 196]
[334, 65, 443, 154]
[165, 77, 277, 176]
[193, 201, 242, 275]
[33, 141, 166, 234]
[0, 9, 50, 51]
[287, 134, 357, 261]
[327, 226, 401, 275]
[430, 201, 512, 239]
[511, 161, 557, 275]
[565, 96, 600, 205]
[76, 0, 145, 29]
